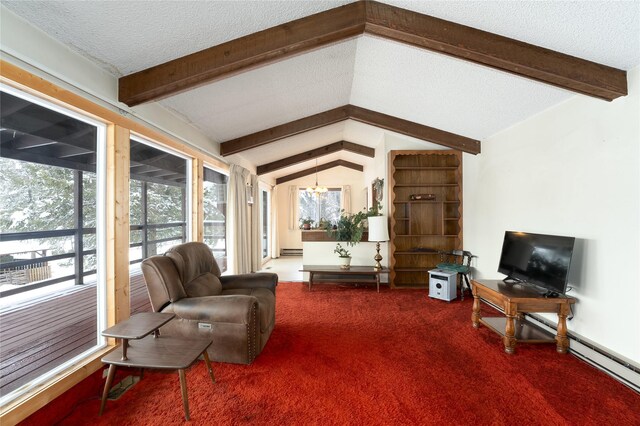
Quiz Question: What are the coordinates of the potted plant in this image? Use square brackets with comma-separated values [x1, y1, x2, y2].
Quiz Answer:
[328, 206, 381, 246]
[334, 243, 351, 269]
[318, 217, 331, 230]
[299, 217, 315, 230]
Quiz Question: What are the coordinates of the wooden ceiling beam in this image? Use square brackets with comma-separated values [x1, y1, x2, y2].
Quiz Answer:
[256, 141, 375, 175]
[118, 1, 626, 106]
[118, 2, 366, 106]
[276, 159, 363, 185]
[348, 105, 481, 154]
[221, 104, 481, 156]
[363, 2, 626, 101]
[220, 106, 350, 156]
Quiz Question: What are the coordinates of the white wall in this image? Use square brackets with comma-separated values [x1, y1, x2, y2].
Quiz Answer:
[276, 167, 366, 250]
[464, 66, 640, 362]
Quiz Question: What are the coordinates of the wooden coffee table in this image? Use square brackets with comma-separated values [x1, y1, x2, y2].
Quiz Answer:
[99, 312, 215, 420]
[300, 265, 389, 292]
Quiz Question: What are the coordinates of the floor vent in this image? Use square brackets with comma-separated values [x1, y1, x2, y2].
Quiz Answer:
[106, 374, 140, 400]
[280, 248, 303, 257]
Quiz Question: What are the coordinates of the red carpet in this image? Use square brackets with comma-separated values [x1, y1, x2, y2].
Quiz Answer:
[23, 283, 640, 425]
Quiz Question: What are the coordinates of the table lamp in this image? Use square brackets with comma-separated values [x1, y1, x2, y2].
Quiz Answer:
[367, 216, 389, 270]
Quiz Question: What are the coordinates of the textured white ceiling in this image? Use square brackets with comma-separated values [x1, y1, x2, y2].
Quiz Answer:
[3, 0, 639, 181]
[160, 40, 357, 141]
[225, 122, 348, 170]
[350, 35, 572, 140]
[1, 0, 353, 75]
[383, 0, 640, 70]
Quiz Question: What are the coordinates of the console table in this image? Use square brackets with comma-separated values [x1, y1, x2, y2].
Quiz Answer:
[99, 312, 215, 420]
[471, 279, 576, 354]
[300, 265, 388, 292]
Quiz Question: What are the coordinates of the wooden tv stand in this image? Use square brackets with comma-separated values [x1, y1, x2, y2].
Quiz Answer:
[471, 279, 576, 354]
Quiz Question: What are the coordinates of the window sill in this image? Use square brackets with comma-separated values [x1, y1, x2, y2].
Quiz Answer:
[301, 230, 369, 242]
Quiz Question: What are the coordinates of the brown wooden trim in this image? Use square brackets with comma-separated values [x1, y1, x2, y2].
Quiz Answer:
[301, 230, 369, 242]
[118, 1, 626, 106]
[256, 141, 374, 175]
[223, 104, 481, 156]
[348, 106, 480, 154]
[118, 2, 366, 106]
[220, 106, 350, 156]
[276, 159, 363, 185]
[364, 1, 626, 102]
[106, 125, 131, 328]
[191, 158, 204, 242]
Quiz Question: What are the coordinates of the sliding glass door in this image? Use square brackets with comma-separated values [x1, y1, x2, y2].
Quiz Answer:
[261, 188, 270, 261]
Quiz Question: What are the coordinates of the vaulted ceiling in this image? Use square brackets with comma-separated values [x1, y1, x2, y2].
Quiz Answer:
[3, 0, 639, 183]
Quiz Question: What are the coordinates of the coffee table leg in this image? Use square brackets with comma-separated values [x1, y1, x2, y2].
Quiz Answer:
[203, 350, 215, 384]
[308, 272, 314, 291]
[99, 364, 117, 416]
[178, 369, 190, 421]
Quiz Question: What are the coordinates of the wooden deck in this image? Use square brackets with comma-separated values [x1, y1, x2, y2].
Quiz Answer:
[0, 271, 151, 395]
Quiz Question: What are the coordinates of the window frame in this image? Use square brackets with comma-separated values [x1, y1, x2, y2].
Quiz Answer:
[202, 163, 229, 272]
[298, 187, 342, 226]
[129, 134, 193, 263]
[260, 184, 271, 262]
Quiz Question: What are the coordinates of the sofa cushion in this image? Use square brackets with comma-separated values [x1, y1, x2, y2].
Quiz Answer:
[222, 287, 275, 333]
[184, 272, 223, 297]
[166, 242, 222, 282]
[141, 255, 187, 308]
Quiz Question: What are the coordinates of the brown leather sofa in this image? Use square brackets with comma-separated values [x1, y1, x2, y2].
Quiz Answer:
[141, 242, 278, 364]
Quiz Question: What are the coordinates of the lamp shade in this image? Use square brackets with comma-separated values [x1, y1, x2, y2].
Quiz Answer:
[367, 216, 389, 242]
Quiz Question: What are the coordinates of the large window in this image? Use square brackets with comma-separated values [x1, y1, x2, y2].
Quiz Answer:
[298, 188, 341, 227]
[0, 86, 106, 402]
[129, 138, 189, 264]
[128, 138, 190, 313]
[203, 167, 228, 272]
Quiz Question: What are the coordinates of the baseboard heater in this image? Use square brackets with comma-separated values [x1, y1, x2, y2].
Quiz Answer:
[280, 248, 303, 257]
[481, 297, 640, 392]
[524, 313, 640, 393]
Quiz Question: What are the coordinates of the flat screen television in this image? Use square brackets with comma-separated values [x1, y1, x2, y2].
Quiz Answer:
[498, 231, 575, 296]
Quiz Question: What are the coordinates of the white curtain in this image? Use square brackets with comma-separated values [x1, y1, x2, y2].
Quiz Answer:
[341, 185, 352, 214]
[288, 185, 297, 230]
[250, 174, 261, 272]
[228, 164, 251, 274]
[271, 185, 279, 258]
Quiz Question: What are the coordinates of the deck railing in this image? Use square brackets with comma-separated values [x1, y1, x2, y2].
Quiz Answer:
[0, 249, 51, 286]
[0, 221, 186, 298]
[1, 220, 230, 297]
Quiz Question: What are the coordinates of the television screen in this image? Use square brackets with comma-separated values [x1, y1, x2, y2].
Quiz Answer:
[498, 231, 575, 295]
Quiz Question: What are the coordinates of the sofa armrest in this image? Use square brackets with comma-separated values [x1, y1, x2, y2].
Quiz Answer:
[220, 272, 278, 294]
[167, 295, 258, 324]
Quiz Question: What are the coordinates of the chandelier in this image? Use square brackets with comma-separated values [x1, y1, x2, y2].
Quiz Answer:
[306, 159, 328, 194]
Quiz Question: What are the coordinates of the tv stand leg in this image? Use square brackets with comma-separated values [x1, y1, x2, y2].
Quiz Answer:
[503, 309, 517, 354]
[556, 308, 570, 354]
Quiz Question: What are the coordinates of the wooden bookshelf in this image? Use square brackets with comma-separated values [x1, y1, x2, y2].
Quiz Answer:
[388, 150, 462, 288]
